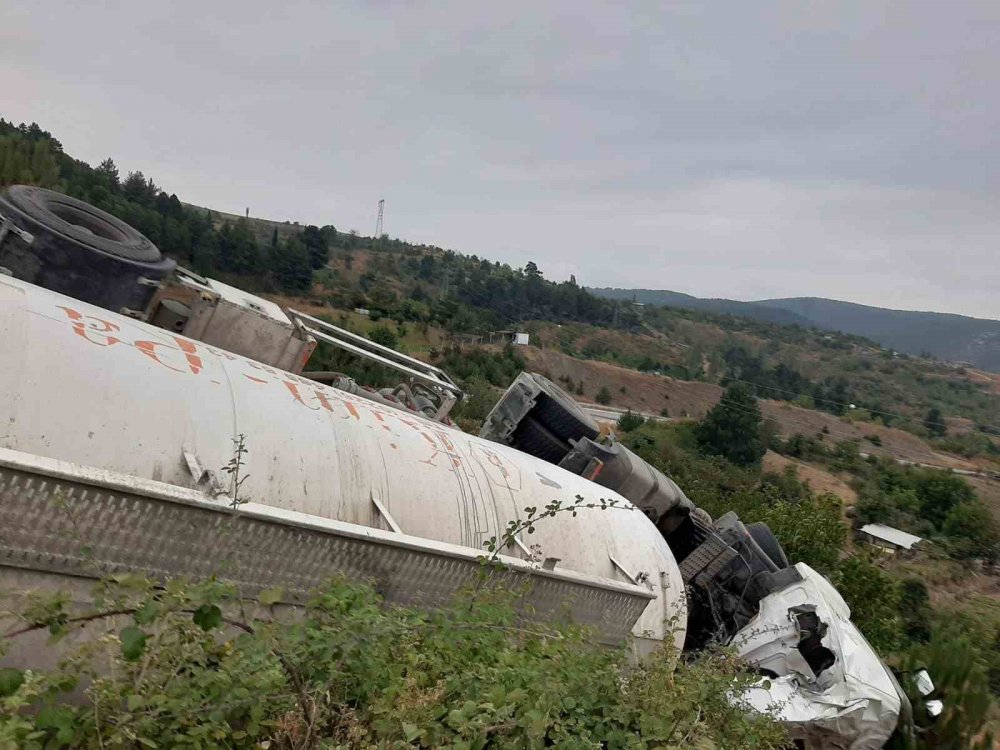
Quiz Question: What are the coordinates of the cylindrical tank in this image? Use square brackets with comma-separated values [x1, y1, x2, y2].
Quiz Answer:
[0, 275, 686, 650]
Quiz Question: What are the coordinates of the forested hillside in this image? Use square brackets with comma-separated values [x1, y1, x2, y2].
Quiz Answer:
[592, 286, 1000, 371]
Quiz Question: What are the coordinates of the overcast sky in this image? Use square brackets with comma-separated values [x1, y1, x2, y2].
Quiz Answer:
[4, 2, 999, 319]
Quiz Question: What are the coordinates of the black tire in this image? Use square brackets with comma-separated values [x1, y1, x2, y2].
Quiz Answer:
[0, 186, 175, 314]
[747, 522, 789, 569]
[510, 416, 572, 465]
[530, 374, 600, 442]
[4, 186, 160, 261]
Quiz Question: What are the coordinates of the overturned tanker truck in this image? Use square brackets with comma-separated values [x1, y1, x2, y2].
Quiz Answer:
[0, 186, 929, 748]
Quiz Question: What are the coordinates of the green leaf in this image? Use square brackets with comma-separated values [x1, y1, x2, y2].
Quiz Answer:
[0, 667, 24, 697]
[36, 705, 76, 742]
[134, 599, 161, 625]
[192, 603, 223, 631]
[402, 722, 421, 741]
[127, 694, 145, 711]
[258, 586, 284, 606]
[120, 625, 148, 661]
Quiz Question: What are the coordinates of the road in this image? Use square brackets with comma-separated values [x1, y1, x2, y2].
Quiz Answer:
[858, 452, 999, 480]
[581, 403, 672, 425]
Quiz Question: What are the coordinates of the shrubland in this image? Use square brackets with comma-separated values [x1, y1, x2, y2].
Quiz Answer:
[1, 574, 788, 749]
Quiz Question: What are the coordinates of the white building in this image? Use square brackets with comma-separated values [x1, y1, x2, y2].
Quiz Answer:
[858, 524, 923, 554]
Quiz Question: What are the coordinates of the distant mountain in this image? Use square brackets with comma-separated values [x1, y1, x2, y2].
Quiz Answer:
[757, 297, 1000, 371]
[589, 288, 815, 328]
[589, 287, 1000, 372]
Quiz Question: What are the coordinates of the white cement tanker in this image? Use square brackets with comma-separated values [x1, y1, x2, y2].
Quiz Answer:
[0, 273, 685, 652]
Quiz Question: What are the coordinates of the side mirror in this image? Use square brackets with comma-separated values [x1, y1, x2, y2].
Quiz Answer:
[913, 669, 935, 697]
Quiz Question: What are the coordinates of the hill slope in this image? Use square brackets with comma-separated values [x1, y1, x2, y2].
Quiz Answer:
[590, 287, 1000, 371]
[588, 287, 814, 328]
[758, 297, 1000, 371]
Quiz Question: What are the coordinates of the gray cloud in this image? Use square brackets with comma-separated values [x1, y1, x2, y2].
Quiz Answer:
[3, 1, 999, 317]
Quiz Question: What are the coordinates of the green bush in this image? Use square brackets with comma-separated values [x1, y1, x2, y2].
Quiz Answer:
[595, 385, 612, 405]
[0, 576, 787, 749]
[616, 409, 645, 432]
[625, 422, 847, 575]
[450, 377, 499, 433]
[433, 346, 525, 388]
[941, 502, 1000, 561]
[833, 555, 904, 653]
[367, 325, 398, 349]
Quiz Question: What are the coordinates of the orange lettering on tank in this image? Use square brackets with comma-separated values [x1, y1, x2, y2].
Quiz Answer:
[282, 380, 359, 419]
[283, 381, 322, 411]
[135, 339, 193, 374]
[172, 337, 204, 375]
[419, 431, 463, 470]
[58, 306, 121, 347]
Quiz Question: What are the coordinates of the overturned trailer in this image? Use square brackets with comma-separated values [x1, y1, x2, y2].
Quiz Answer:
[0, 187, 920, 748]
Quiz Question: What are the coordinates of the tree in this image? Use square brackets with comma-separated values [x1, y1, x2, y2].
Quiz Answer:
[368, 325, 398, 349]
[301, 224, 330, 269]
[942, 501, 999, 560]
[911, 468, 975, 527]
[271, 236, 313, 292]
[122, 170, 157, 205]
[96, 157, 119, 189]
[924, 407, 947, 437]
[524, 261, 542, 277]
[595, 386, 612, 405]
[695, 384, 767, 467]
[0, 134, 60, 188]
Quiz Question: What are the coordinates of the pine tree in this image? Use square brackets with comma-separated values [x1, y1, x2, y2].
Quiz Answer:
[695, 384, 766, 466]
[272, 237, 313, 292]
[96, 158, 119, 189]
[924, 407, 947, 437]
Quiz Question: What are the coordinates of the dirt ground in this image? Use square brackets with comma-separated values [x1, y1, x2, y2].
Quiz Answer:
[520, 346, 723, 419]
[967, 475, 1000, 524]
[763, 451, 859, 506]
[759, 401, 979, 471]
[519, 346, 981, 474]
[965, 368, 1000, 394]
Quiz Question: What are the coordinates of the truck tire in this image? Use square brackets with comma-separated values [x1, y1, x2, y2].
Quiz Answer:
[511, 416, 572, 465]
[747, 522, 789, 569]
[530, 374, 600, 442]
[0, 186, 175, 315]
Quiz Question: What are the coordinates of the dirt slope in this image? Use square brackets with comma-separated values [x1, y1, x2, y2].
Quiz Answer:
[519, 346, 976, 472]
[763, 451, 859, 506]
[520, 346, 722, 419]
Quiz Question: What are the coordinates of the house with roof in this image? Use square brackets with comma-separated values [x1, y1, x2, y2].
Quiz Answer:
[857, 523, 924, 555]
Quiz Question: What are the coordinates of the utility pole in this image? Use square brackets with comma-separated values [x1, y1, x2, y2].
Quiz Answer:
[375, 199, 384, 249]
